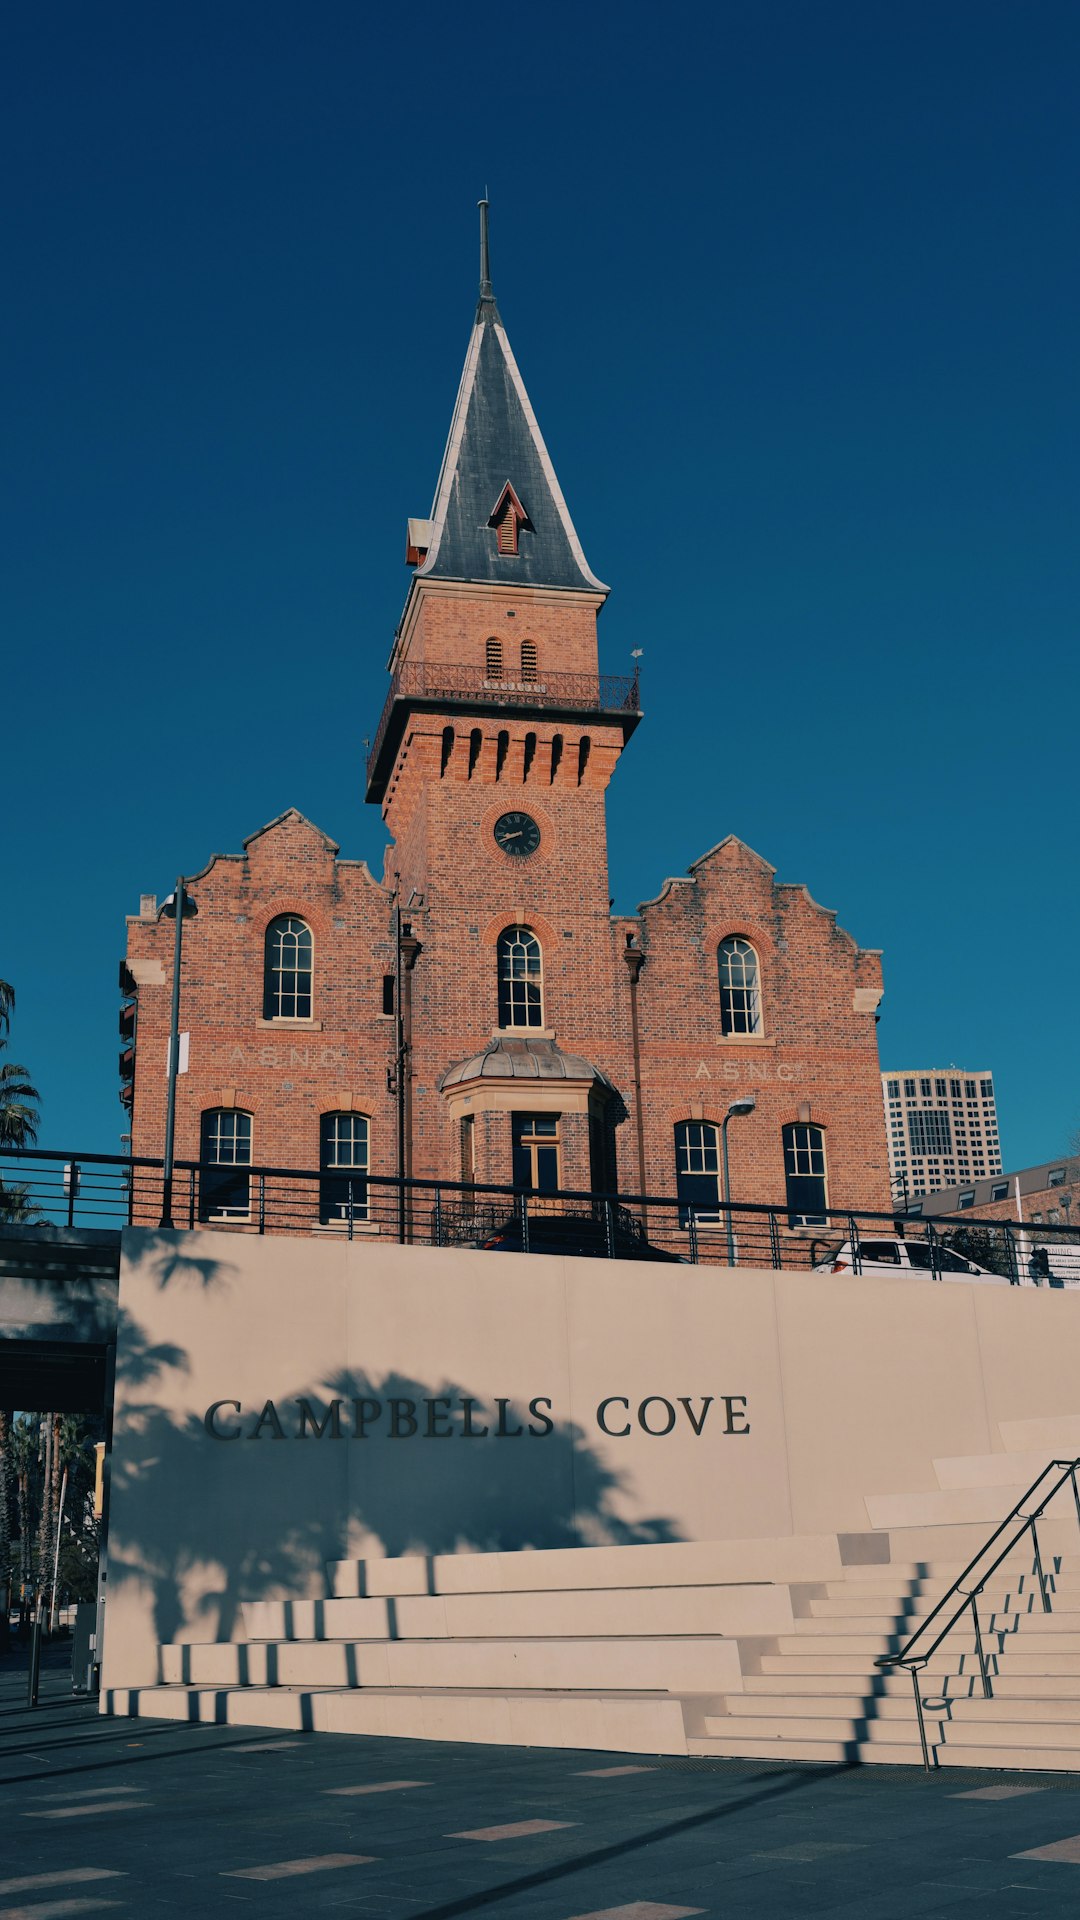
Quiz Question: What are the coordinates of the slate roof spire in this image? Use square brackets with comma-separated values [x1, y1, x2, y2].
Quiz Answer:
[414, 203, 609, 595]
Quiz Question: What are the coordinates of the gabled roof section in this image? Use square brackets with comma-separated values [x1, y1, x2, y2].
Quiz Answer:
[417, 232, 609, 594]
[241, 808, 340, 854]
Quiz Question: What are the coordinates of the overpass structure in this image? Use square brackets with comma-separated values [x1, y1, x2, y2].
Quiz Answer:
[0, 1226, 119, 1413]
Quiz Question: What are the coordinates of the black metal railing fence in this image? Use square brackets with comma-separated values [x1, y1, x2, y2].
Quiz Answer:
[3, 1147, 1080, 1283]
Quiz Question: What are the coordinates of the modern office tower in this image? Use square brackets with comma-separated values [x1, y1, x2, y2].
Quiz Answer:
[882, 1069, 1002, 1205]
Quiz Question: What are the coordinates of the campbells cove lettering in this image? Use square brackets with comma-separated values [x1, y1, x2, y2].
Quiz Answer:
[203, 1392, 750, 1442]
[203, 1396, 554, 1442]
[595, 1395, 749, 1437]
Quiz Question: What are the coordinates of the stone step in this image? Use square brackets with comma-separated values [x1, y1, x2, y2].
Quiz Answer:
[686, 1732, 926, 1764]
[724, 1693, 915, 1722]
[935, 1742, 1080, 1773]
[806, 1590, 1046, 1620]
[946, 1694, 1080, 1725]
[932, 1449, 1069, 1492]
[881, 1520, 1077, 1564]
[936, 1717, 1080, 1751]
[1000, 1652, 1080, 1675]
[866, 1485, 1078, 1530]
[159, 1634, 743, 1695]
[326, 1535, 849, 1600]
[104, 1683, 694, 1754]
[762, 1649, 975, 1673]
[995, 1670, 1080, 1694]
[242, 1583, 793, 1644]
[743, 1671, 981, 1699]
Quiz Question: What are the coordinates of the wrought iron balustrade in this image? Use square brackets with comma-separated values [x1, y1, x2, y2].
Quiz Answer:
[366, 660, 640, 788]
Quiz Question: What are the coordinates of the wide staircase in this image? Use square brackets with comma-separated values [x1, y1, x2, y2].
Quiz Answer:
[103, 1420, 1080, 1771]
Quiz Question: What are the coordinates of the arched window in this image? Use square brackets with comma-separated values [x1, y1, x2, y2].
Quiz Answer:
[520, 639, 537, 683]
[468, 727, 483, 778]
[264, 915, 312, 1021]
[718, 937, 761, 1036]
[485, 638, 503, 681]
[498, 925, 543, 1029]
[199, 1109, 252, 1221]
[440, 725, 455, 775]
[784, 1122, 828, 1226]
[674, 1121, 720, 1226]
[320, 1112, 369, 1224]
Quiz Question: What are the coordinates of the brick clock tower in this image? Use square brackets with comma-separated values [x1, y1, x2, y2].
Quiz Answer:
[122, 206, 891, 1231]
[366, 203, 641, 1196]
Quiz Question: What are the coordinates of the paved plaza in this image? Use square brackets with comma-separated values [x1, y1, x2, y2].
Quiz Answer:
[5, 1651, 1080, 1917]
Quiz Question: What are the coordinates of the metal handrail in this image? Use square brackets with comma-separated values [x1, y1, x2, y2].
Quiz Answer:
[874, 1457, 1080, 1768]
[3, 1145, 1080, 1280]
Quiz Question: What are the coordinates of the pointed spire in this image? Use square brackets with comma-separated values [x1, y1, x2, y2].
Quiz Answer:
[476, 197, 499, 322]
[413, 205, 608, 595]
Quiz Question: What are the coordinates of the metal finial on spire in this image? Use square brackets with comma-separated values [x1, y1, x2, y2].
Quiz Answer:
[478, 197, 493, 303]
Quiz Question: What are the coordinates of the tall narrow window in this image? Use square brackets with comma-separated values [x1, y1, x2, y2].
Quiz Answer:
[718, 938, 761, 1035]
[264, 916, 313, 1020]
[495, 729, 509, 780]
[460, 1114, 476, 1190]
[497, 925, 543, 1028]
[468, 727, 483, 778]
[674, 1121, 721, 1226]
[520, 639, 537, 682]
[523, 731, 537, 780]
[550, 733, 563, 783]
[485, 638, 503, 681]
[441, 725, 455, 774]
[783, 1122, 828, 1226]
[512, 1113, 560, 1192]
[577, 736, 591, 785]
[319, 1112, 369, 1224]
[199, 1109, 252, 1221]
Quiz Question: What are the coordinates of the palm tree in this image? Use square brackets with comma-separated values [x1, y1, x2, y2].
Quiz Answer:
[0, 1059, 40, 1148]
[0, 980, 41, 1221]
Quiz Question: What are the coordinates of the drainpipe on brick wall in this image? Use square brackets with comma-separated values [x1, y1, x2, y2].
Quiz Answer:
[623, 937, 648, 1233]
[394, 895, 422, 1244]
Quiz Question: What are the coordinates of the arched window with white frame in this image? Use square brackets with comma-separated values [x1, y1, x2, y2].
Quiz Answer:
[718, 936, 761, 1035]
[497, 925, 543, 1029]
[264, 915, 313, 1021]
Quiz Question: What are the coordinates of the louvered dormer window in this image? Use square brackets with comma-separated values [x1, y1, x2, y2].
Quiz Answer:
[485, 638, 503, 680]
[488, 482, 529, 557]
[520, 640, 537, 682]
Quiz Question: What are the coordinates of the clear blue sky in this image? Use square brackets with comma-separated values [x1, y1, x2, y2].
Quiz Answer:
[4, 0, 1078, 1173]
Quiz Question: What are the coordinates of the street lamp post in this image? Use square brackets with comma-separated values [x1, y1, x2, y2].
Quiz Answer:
[159, 876, 197, 1229]
[721, 1094, 756, 1267]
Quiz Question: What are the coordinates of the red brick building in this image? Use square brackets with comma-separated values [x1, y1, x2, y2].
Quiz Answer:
[121, 220, 890, 1236]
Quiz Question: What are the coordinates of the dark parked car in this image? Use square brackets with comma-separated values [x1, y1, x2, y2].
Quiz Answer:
[477, 1205, 685, 1263]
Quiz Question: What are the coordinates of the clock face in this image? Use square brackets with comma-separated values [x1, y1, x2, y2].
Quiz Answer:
[493, 811, 541, 858]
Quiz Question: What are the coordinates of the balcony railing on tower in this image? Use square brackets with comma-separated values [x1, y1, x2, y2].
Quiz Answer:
[366, 661, 641, 800]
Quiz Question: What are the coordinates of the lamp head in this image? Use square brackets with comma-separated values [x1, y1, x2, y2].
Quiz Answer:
[161, 887, 198, 919]
[726, 1095, 756, 1118]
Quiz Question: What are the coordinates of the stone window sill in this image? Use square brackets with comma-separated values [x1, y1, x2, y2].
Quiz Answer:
[256, 1018, 323, 1031]
[716, 1034, 775, 1047]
